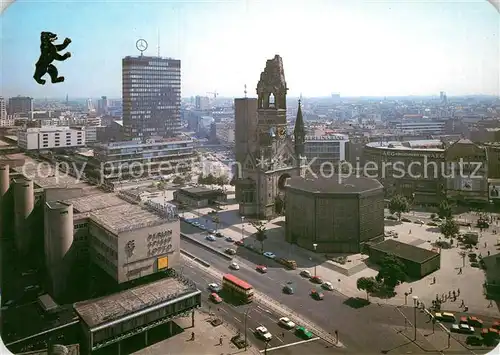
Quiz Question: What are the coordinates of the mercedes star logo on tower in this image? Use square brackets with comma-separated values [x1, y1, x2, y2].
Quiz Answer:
[136, 39, 148, 54]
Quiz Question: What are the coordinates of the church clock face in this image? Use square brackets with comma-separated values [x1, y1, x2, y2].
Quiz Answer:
[277, 127, 287, 138]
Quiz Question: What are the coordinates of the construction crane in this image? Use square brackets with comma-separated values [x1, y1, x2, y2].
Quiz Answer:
[207, 91, 219, 99]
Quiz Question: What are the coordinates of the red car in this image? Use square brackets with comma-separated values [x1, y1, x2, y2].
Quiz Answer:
[235, 240, 244, 246]
[209, 292, 223, 304]
[310, 276, 323, 284]
[256, 265, 268, 273]
[493, 321, 500, 331]
[310, 289, 324, 300]
[460, 316, 483, 328]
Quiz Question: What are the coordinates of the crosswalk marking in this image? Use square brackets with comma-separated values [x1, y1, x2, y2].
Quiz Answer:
[259, 337, 320, 353]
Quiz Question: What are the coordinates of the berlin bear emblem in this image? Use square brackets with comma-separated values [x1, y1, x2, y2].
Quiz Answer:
[33, 31, 72, 85]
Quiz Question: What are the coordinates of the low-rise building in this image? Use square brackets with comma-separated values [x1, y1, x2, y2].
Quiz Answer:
[173, 187, 227, 207]
[368, 239, 441, 278]
[17, 126, 85, 150]
[304, 134, 349, 175]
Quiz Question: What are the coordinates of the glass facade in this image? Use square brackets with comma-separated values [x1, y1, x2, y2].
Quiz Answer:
[122, 56, 181, 140]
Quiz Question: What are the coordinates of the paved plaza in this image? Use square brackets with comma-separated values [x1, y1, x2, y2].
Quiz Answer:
[175, 188, 500, 318]
[132, 310, 260, 355]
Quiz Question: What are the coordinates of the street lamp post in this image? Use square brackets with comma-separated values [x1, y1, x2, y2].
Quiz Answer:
[243, 306, 252, 351]
[241, 216, 245, 241]
[412, 295, 419, 341]
[264, 339, 271, 354]
[313, 243, 318, 277]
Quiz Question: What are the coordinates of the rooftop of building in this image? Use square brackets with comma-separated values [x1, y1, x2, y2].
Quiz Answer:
[5, 153, 91, 189]
[65, 193, 127, 213]
[177, 186, 226, 198]
[24, 126, 83, 133]
[366, 139, 445, 151]
[286, 175, 383, 194]
[305, 134, 349, 141]
[94, 137, 193, 149]
[369, 239, 439, 263]
[90, 202, 167, 234]
[73, 276, 197, 329]
[18, 344, 80, 355]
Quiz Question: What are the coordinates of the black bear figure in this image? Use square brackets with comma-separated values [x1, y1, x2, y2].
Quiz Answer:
[33, 31, 72, 85]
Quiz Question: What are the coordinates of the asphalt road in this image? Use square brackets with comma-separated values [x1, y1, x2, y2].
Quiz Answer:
[180, 222, 430, 354]
[180, 259, 335, 353]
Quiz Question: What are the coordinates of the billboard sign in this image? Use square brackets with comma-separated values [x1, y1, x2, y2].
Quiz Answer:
[157, 256, 168, 270]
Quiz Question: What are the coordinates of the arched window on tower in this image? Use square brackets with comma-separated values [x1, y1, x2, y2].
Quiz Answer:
[269, 93, 275, 108]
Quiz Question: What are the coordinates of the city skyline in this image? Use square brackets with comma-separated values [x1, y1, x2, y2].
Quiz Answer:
[1, 0, 499, 99]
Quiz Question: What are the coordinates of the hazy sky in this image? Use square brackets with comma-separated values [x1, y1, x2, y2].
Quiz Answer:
[1, 0, 499, 99]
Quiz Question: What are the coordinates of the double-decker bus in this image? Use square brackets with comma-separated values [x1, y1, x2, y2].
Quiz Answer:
[222, 273, 254, 304]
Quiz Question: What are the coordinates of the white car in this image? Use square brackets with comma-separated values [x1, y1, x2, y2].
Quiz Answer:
[263, 252, 276, 259]
[279, 317, 296, 329]
[205, 235, 216, 241]
[229, 262, 240, 270]
[255, 326, 273, 341]
[321, 281, 334, 291]
[451, 324, 475, 334]
[208, 283, 221, 293]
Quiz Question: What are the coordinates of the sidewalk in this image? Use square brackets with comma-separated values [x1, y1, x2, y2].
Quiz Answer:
[132, 310, 260, 355]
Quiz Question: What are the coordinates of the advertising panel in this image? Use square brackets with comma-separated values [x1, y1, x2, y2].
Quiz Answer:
[157, 256, 168, 270]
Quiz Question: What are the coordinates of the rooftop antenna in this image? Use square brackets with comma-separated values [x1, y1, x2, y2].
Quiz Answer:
[157, 28, 160, 57]
[299, 93, 303, 104]
[244, 84, 247, 98]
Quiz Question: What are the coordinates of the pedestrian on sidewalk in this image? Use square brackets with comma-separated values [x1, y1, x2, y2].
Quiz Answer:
[457, 288, 460, 296]
[452, 290, 456, 298]
[488, 300, 493, 308]
[448, 290, 452, 298]
[458, 267, 462, 275]
[191, 332, 195, 341]
[219, 336, 223, 346]
[460, 299, 465, 307]
[432, 276, 436, 284]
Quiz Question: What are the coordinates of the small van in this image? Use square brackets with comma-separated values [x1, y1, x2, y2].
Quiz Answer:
[435, 312, 456, 323]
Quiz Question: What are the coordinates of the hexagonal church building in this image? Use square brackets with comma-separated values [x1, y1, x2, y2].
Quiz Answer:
[285, 175, 385, 253]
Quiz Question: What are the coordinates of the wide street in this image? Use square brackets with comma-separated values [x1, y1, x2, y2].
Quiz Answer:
[180, 221, 429, 353]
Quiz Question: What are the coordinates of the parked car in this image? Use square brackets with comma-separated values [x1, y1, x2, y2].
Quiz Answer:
[460, 316, 483, 328]
[300, 270, 312, 278]
[256, 265, 267, 273]
[435, 312, 456, 323]
[295, 326, 314, 339]
[451, 324, 475, 334]
[224, 248, 236, 255]
[401, 217, 411, 222]
[466, 336, 483, 346]
[225, 236, 234, 242]
[235, 240, 244, 246]
[278, 317, 296, 329]
[205, 235, 216, 241]
[321, 281, 334, 291]
[386, 215, 398, 220]
[209, 292, 223, 304]
[310, 276, 323, 284]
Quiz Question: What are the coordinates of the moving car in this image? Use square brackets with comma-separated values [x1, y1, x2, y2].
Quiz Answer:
[225, 236, 234, 242]
[282, 284, 294, 294]
[451, 324, 475, 334]
[209, 292, 223, 304]
[460, 316, 483, 328]
[208, 229, 216, 234]
[310, 276, 323, 284]
[216, 232, 225, 238]
[235, 240, 244, 246]
[295, 326, 314, 339]
[310, 289, 324, 300]
[255, 326, 273, 341]
[279, 317, 296, 329]
[435, 312, 456, 323]
[263, 252, 276, 259]
[321, 281, 334, 291]
[208, 283, 222, 293]
[229, 262, 240, 270]
[256, 265, 267, 273]
[205, 234, 216, 241]
[224, 248, 236, 255]
[300, 270, 312, 278]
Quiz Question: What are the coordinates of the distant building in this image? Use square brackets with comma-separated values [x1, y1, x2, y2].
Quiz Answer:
[234, 98, 258, 166]
[285, 175, 385, 253]
[0, 96, 6, 120]
[195, 96, 210, 111]
[17, 126, 85, 150]
[97, 96, 109, 115]
[304, 134, 349, 175]
[389, 118, 446, 135]
[122, 56, 181, 140]
[86, 138, 196, 184]
[8, 96, 33, 116]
